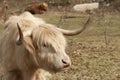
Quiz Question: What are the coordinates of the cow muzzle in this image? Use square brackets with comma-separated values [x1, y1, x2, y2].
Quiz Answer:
[61, 57, 71, 68]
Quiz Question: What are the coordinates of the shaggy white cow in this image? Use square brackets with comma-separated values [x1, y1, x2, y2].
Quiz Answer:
[73, 2, 99, 13]
[0, 11, 90, 80]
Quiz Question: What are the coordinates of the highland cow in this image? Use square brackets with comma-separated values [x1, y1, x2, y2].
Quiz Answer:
[73, 2, 99, 13]
[0, 11, 90, 80]
[25, 2, 48, 14]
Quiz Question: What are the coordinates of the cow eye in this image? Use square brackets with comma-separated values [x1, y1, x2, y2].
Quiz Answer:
[43, 44, 47, 47]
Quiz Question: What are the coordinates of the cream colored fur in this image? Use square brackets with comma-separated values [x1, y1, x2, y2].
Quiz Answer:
[0, 12, 70, 80]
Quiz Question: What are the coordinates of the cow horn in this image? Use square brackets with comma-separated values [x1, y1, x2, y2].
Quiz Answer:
[57, 15, 91, 36]
[16, 23, 23, 45]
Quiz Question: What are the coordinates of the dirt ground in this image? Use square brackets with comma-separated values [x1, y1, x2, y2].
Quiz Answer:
[0, 11, 120, 80]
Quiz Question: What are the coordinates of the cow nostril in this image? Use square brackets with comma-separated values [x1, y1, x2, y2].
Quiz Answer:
[62, 59, 70, 68]
[62, 59, 67, 64]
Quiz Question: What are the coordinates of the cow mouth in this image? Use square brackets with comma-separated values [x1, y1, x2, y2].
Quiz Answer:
[50, 65, 70, 73]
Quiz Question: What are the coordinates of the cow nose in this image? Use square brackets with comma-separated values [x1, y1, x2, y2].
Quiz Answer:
[62, 59, 71, 68]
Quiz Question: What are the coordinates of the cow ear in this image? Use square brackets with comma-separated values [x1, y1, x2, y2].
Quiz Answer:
[23, 37, 35, 54]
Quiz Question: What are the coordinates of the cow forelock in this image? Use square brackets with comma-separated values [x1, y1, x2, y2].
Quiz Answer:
[31, 25, 71, 72]
[32, 25, 66, 51]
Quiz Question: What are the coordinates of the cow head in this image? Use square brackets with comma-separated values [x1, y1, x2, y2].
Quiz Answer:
[38, 2, 48, 11]
[16, 16, 90, 73]
[25, 2, 48, 14]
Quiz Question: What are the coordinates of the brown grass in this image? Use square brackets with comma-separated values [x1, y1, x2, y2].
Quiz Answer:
[40, 11, 120, 80]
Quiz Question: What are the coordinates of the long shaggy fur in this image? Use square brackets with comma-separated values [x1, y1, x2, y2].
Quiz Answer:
[0, 12, 70, 80]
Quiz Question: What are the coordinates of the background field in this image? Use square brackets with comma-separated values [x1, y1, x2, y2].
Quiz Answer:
[36, 11, 120, 80]
[0, 0, 120, 79]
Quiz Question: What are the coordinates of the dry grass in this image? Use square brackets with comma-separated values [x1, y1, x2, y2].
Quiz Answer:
[0, 11, 120, 80]
[38, 11, 120, 80]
